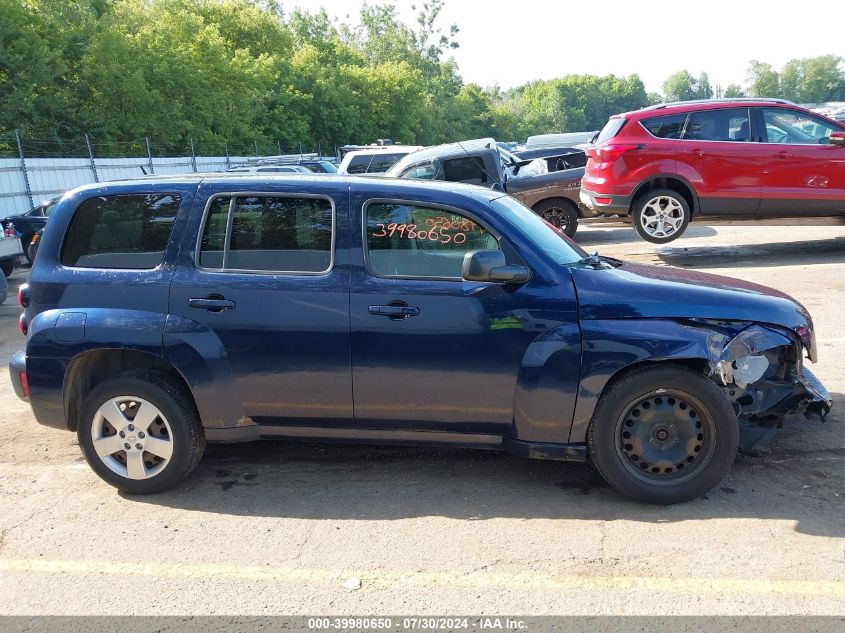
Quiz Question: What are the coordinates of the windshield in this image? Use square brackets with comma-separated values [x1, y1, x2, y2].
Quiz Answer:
[489, 196, 586, 265]
[318, 161, 338, 173]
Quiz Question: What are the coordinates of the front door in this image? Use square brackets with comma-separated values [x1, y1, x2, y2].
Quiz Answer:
[349, 189, 580, 442]
[758, 107, 845, 216]
[677, 107, 761, 215]
[167, 182, 352, 426]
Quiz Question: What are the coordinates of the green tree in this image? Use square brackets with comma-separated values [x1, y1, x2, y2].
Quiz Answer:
[747, 60, 780, 98]
[662, 70, 698, 102]
[723, 84, 745, 98]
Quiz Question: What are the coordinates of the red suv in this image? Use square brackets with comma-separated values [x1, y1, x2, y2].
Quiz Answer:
[580, 99, 845, 243]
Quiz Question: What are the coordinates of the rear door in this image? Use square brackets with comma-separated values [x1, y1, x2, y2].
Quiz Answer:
[167, 181, 352, 426]
[758, 107, 845, 216]
[676, 107, 761, 215]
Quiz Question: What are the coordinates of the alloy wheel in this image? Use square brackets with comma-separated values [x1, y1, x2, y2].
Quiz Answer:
[90, 396, 174, 480]
[639, 195, 685, 239]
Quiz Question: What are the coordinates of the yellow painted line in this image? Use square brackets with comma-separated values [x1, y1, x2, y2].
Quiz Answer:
[1, 558, 843, 596]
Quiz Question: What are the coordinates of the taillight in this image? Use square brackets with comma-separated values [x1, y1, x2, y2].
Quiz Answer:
[18, 283, 30, 308]
[4, 222, 16, 237]
[588, 143, 643, 163]
[20, 371, 30, 399]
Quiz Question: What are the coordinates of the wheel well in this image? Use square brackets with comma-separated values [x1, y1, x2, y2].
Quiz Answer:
[605, 358, 710, 394]
[63, 349, 193, 432]
[631, 178, 696, 214]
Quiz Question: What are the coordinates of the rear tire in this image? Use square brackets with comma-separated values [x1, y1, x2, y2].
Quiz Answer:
[632, 189, 690, 243]
[1, 259, 16, 278]
[534, 198, 579, 238]
[77, 370, 206, 494]
[587, 364, 738, 504]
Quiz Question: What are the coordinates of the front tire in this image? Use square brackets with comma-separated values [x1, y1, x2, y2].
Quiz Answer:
[77, 370, 206, 494]
[632, 189, 690, 243]
[534, 198, 579, 238]
[588, 364, 738, 504]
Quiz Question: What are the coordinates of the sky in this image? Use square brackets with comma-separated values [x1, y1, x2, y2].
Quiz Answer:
[288, 0, 845, 93]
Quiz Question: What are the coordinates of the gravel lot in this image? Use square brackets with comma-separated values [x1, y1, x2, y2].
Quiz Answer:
[0, 222, 843, 615]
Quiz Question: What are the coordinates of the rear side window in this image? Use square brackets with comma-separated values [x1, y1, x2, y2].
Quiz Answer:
[596, 117, 628, 144]
[640, 113, 688, 139]
[61, 194, 180, 269]
[345, 155, 373, 174]
[442, 157, 488, 185]
[682, 108, 750, 141]
[368, 153, 404, 173]
[199, 194, 333, 274]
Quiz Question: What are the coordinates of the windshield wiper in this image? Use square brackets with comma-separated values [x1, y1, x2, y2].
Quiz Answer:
[576, 253, 622, 269]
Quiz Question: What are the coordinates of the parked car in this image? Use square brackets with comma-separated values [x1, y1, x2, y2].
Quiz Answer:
[0, 224, 24, 278]
[386, 138, 590, 237]
[226, 164, 313, 174]
[1, 197, 56, 263]
[581, 98, 845, 243]
[27, 228, 44, 263]
[8, 174, 829, 503]
[337, 146, 423, 175]
[0, 267, 7, 304]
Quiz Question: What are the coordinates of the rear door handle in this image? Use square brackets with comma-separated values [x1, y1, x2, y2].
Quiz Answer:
[771, 151, 793, 159]
[368, 304, 420, 319]
[189, 296, 236, 311]
[690, 149, 706, 157]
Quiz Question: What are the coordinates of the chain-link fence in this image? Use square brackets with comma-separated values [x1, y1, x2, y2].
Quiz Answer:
[0, 131, 335, 216]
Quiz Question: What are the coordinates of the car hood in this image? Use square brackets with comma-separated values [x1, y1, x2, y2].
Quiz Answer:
[570, 261, 812, 333]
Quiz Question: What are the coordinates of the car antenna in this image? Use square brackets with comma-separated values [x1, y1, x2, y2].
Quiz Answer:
[455, 140, 504, 190]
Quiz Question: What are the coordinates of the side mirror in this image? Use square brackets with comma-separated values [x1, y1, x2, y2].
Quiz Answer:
[830, 131, 845, 146]
[462, 250, 530, 284]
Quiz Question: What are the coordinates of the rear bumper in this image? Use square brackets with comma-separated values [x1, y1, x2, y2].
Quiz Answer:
[579, 188, 632, 215]
[8, 350, 27, 401]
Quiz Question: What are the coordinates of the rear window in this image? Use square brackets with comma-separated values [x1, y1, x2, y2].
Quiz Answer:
[442, 157, 488, 185]
[596, 118, 628, 144]
[61, 194, 180, 269]
[640, 113, 688, 139]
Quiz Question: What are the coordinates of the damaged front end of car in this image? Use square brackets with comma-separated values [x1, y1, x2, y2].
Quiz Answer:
[696, 321, 831, 448]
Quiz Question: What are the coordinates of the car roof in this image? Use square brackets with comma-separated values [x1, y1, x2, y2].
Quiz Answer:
[397, 138, 498, 163]
[341, 146, 422, 159]
[61, 173, 507, 204]
[620, 98, 801, 119]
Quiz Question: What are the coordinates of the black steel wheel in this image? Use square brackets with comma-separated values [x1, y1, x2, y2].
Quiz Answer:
[615, 390, 716, 484]
[534, 198, 579, 238]
[588, 364, 738, 504]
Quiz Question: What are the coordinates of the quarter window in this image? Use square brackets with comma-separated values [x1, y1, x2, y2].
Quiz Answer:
[61, 194, 180, 269]
[640, 113, 688, 139]
[199, 195, 333, 273]
[762, 108, 839, 145]
[682, 108, 750, 142]
[366, 202, 498, 278]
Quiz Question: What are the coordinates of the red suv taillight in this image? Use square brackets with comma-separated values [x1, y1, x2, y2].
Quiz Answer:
[3, 224, 14, 237]
[586, 143, 643, 163]
[18, 283, 30, 308]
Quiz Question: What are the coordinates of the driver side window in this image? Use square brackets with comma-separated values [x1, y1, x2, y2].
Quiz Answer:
[365, 202, 498, 279]
[762, 108, 838, 145]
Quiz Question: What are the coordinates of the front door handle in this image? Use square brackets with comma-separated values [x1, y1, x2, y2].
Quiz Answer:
[690, 149, 706, 157]
[368, 303, 420, 319]
[189, 296, 236, 311]
[771, 151, 793, 159]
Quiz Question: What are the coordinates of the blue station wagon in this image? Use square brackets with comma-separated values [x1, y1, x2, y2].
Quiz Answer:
[8, 175, 830, 503]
